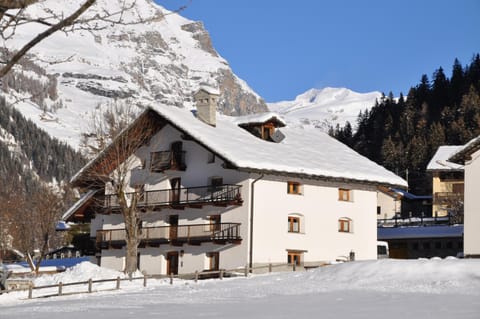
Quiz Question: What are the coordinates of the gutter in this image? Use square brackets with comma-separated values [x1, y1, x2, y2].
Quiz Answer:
[249, 173, 264, 272]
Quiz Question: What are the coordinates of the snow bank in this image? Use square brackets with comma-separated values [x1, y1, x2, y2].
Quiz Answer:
[33, 262, 126, 287]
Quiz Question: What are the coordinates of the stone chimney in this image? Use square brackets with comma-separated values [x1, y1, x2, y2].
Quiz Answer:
[193, 86, 219, 127]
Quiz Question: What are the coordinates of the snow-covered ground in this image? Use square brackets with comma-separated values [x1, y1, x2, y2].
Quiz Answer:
[1, 258, 479, 318]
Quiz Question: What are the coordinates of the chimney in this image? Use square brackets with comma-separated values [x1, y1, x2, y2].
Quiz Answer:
[193, 86, 219, 127]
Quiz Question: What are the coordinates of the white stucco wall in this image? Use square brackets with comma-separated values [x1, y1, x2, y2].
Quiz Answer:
[377, 192, 399, 220]
[251, 176, 378, 265]
[464, 149, 480, 256]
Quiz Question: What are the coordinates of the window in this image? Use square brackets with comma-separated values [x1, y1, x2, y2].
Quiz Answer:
[377, 206, 381, 215]
[338, 218, 352, 233]
[287, 251, 303, 266]
[338, 188, 352, 201]
[209, 176, 223, 193]
[207, 151, 215, 164]
[288, 216, 300, 233]
[287, 181, 302, 195]
[150, 151, 171, 172]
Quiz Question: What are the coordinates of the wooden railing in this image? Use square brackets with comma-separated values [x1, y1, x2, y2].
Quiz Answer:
[102, 184, 242, 211]
[2, 262, 327, 299]
[96, 222, 242, 248]
[433, 192, 463, 204]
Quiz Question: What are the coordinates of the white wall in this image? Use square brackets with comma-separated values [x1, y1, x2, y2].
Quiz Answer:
[251, 176, 378, 265]
[464, 149, 480, 256]
[377, 192, 399, 220]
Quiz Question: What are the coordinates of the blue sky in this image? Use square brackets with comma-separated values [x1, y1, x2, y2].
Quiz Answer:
[159, 1, 480, 102]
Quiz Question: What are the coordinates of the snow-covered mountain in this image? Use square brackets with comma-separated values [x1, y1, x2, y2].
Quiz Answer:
[268, 87, 382, 131]
[2, 0, 267, 149]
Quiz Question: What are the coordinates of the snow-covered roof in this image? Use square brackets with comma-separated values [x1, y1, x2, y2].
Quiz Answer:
[72, 104, 407, 188]
[426, 146, 464, 171]
[378, 225, 463, 240]
[196, 86, 220, 95]
[151, 105, 406, 187]
[232, 112, 286, 127]
[391, 188, 431, 200]
[449, 135, 480, 164]
[61, 190, 98, 221]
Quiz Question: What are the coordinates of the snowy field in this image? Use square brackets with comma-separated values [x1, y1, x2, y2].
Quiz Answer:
[1, 258, 480, 319]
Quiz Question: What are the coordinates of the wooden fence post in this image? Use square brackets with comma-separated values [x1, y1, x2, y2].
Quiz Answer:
[244, 264, 248, 277]
[293, 263, 296, 272]
[28, 285, 33, 299]
[116, 277, 121, 290]
[58, 282, 63, 296]
[143, 274, 147, 287]
[219, 269, 223, 280]
[169, 273, 173, 285]
[88, 279, 92, 293]
[194, 271, 198, 283]
[269, 263, 272, 273]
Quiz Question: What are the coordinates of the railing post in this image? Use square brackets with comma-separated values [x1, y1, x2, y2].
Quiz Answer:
[219, 269, 224, 280]
[269, 263, 272, 273]
[116, 276, 121, 289]
[28, 285, 33, 299]
[88, 278, 92, 293]
[143, 274, 147, 287]
[195, 271, 198, 283]
[170, 273, 173, 285]
[245, 264, 248, 277]
[58, 282, 63, 296]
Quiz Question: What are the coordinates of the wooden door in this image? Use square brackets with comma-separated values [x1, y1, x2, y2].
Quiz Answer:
[166, 251, 179, 275]
[169, 177, 181, 204]
[169, 215, 178, 240]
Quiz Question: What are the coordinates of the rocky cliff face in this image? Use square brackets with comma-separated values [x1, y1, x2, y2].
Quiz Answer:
[2, 0, 267, 149]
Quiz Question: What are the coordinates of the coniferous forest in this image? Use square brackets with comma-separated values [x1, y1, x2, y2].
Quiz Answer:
[331, 54, 480, 194]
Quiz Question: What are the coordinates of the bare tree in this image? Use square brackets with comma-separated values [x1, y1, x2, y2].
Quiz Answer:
[77, 101, 161, 277]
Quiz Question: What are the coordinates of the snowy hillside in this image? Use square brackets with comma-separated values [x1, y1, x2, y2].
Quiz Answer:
[268, 87, 382, 131]
[3, 0, 267, 149]
[1, 258, 480, 318]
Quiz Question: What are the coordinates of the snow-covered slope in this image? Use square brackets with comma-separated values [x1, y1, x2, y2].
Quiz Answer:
[3, 0, 267, 149]
[268, 87, 381, 131]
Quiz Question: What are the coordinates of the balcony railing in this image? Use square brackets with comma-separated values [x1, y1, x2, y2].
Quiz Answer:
[433, 192, 464, 204]
[96, 222, 241, 248]
[102, 184, 243, 211]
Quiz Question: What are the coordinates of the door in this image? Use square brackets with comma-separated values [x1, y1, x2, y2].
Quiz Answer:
[166, 251, 179, 275]
[171, 141, 183, 169]
[169, 177, 181, 204]
[207, 252, 219, 271]
[169, 215, 179, 240]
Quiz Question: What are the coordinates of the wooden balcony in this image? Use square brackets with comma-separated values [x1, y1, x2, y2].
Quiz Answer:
[150, 150, 186, 172]
[96, 222, 242, 249]
[102, 184, 243, 212]
[433, 192, 464, 205]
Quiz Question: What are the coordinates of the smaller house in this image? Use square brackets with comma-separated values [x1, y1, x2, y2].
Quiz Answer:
[427, 146, 464, 218]
[377, 186, 402, 220]
[449, 135, 480, 258]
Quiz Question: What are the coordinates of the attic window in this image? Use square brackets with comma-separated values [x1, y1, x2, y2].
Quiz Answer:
[287, 182, 303, 195]
[338, 188, 352, 202]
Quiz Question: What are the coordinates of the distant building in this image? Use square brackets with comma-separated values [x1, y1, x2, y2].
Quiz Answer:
[426, 146, 464, 218]
[449, 135, 480, 258]
[378, 225, 463, 259]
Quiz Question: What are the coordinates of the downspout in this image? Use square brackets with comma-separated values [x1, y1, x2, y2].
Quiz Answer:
[249, 173, 264, 272]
